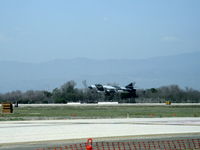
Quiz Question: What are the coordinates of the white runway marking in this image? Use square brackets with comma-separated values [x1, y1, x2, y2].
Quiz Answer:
[0, 118, 200, 144]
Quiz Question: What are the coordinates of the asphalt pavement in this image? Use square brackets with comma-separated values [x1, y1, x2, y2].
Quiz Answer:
[0, 118, 200, 150]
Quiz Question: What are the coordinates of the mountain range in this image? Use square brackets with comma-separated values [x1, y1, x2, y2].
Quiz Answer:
[0, 51, 199, 93]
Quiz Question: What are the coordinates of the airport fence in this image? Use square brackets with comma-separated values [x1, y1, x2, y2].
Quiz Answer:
[35, 138, 200, 150]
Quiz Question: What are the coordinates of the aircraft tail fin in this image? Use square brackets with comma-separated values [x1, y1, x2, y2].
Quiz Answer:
[125, 82, 135, 89]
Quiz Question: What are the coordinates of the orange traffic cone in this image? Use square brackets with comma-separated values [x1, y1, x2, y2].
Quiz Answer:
[86, 138, 93, 150]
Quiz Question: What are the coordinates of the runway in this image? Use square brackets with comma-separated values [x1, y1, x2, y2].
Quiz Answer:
[1, 103, 200, 107]
[0, 118, 200, 145]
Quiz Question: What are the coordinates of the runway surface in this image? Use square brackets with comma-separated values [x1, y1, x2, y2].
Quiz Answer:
[0, 118, 200, 145]
[1, 103, 200, 107]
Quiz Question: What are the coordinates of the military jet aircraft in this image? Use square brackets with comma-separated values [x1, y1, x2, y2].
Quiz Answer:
[88, 82, 137, 98]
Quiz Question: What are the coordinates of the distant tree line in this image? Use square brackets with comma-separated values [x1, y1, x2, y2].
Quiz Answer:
[136, 85, 200, 103]
[0, 81, 200, 103]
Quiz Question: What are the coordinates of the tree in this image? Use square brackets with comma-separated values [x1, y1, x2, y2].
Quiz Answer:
[52, 88, 65, 103]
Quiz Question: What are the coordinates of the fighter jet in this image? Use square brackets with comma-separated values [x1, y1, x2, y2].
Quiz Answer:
[88, 82, 136, 98]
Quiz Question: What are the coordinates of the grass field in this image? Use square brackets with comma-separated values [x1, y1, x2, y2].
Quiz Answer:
[0, 105, 200, 121]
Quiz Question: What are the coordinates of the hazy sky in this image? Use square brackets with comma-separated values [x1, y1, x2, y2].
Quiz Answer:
[0, 0, 199, 62]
